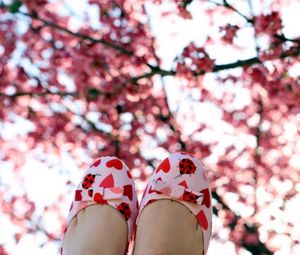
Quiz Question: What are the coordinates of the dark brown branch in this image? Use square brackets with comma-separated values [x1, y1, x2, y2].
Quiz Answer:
[207, 0, 253, 23]
[252, 93, 264, 214]
[159, 78, 186, 150]
[2, 45, 299, 100]
[213, 56, 259, 72]
[153, 45, 300, 76]
[182, 0, 194, 8]
[212, 190, 273, 255]
[129, 70, 161, 83]
[247, 0, 260, 54]
[223, 0, 253, 23]
[254, 96, 263, 156]
[6, 6, 133, 55]
[145, 9, 186, 149]
[19, 10, 300, 75]
[275, 34, 300, 44]
[2, 3, 299, 80]
[0, 91, 78, 98]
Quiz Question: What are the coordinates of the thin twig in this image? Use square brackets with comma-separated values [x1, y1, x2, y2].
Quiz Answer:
[253, 95, 263, 213]
[0, 91, 78, 98]
[207, 0, 253, 23]
[247, 0, 260, 54]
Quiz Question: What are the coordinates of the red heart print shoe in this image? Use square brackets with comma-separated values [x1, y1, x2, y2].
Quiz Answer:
[60, 156, 139, 254]
[138, 152, 212, 255]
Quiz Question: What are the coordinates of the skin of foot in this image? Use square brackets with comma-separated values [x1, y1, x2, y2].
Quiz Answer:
[62, 204, 128, 255]
[133, 200, 204, 255]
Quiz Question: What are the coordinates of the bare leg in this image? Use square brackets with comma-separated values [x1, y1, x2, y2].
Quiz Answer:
[133, 200, 204, 255]
[62, 204, 127, 255]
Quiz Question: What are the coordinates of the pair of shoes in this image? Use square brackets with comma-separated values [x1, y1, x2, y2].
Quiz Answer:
[60, 152, 212, 255]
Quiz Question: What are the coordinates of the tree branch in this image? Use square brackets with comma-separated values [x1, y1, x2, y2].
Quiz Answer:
[1, 3, 133, 56]
[0, 91, 78, 98]
[223, 0, 253, 23]
[145, 7, 186, 149]
[212, 190, 273, 255]
[154, 45, 300, 76]
[247, 0, 260, 54]
[206, 0, 253, 23]
[2, 2, 299, 83]
[181, 0, 194, 8]
[159, 77, 186, 150]
[253, 94, 264, 213]
[275, 34, 300, 44]
[2, 44, 299, 100]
